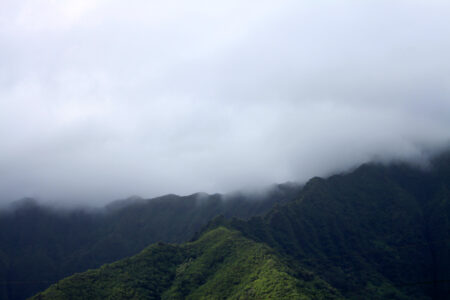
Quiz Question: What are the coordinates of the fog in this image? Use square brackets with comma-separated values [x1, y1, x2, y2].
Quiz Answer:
[1, 0, 450, 205]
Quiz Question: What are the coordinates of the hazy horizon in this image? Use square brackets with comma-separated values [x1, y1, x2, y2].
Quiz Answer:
[1, 1, 450, 205]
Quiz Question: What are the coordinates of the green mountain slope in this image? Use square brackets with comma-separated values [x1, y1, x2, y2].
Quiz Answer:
[222, 161, 450, 299]
[0, 184, 301, 300]
[12, 153, 450, 299]
[31, 227, 340, 300]
[32, 154, 450, 299]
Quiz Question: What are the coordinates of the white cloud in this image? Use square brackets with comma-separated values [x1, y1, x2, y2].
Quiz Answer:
[1, 0, 450, 204]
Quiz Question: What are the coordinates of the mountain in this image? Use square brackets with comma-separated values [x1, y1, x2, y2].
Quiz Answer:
[31, 227, 340, 299]
[219, 156, 450, 299]
[32, 153, 450, 299]
[0, 184, 301, 300]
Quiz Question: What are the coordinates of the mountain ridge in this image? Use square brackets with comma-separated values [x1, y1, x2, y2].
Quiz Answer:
[31, 154, 450, 299]
[0, 183, 302, 300]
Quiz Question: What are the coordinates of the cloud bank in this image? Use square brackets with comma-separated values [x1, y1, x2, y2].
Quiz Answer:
[1, 0, 450, 205]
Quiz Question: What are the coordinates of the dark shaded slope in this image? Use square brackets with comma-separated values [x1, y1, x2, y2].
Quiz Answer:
[0, 200, 101, 300]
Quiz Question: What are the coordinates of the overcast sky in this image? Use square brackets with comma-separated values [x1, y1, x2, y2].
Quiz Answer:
[1, 0, 450, 205]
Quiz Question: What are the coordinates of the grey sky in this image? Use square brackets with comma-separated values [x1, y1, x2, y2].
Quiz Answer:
[1, 0, 450, 205]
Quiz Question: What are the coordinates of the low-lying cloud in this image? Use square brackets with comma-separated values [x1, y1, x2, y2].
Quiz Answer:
[1, 0, 450, 205]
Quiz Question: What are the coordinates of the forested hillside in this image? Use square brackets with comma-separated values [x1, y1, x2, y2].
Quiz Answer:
[0, 184, 300, 300]
[31, 227, 340, 300]
[221, 155, 450, 299]
[33, 153, 450, 299]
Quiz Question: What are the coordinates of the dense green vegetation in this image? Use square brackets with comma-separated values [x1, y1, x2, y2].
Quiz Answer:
[32, 152, 450, 299]
[222, 155, 450, 299]
[31, 227, 340, 300]
[0, 184, 300, 300]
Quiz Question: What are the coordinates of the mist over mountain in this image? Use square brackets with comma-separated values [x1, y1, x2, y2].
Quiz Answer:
[30, 151, 450, 299]
[2, 2, 450, 299]
[1, 1, 450, 204]
[0, 183, 301, 300]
